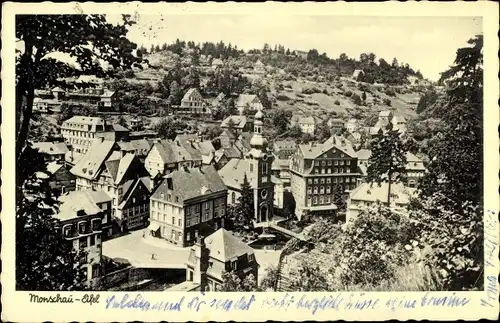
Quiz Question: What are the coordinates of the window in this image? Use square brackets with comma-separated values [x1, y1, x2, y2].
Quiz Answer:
[326, 186, 331, 194]
[321, 161, 326, 166]
[248, 254, 255, 263]
[152, 211, 156, 219]
[327, 168, 331, 174]
[307, 179, 312, 184]
[319, 196, 324, 204]
[262, 163, 268, 175]
[171, 230, 175, 240]
[314, 178, 318, 184]
[314, 169, 319, 174]
[119, 188, 123, 195]
[307, 187, 312, 194]
[327, 160, 332, 166]
[205, 203, 209, 210]
[172, 217, 175, 225]
[314, 161, 319, 166]
[321, 169, 325, 174]
[334, 168, 338, 173]
[232, 261, 237, 270]
[333, 177, 337, 183]
[307, 197, 312, 206]
[340, 168, 344, 173]
[313, 196, 318, 205]
[178, 219, 182, 227]
[346, 168, 351, 173]
[91, 219, 101, 231]
[326, 178, 331, 184]
[313, 187, 318, 194]
[326, 196, 330, 203]
[63, 225, 73, 237]
[90, 235, 95, 246]
[250, 164, 254, 172]
[320, 186, 324, 194]
[346, 160, 351, 165]
[231, 192, 236, 203]
[340, 160, 344, 166]
[187, 232, 191, 241]
[339, 177, 344, 183]
[79, 237, 88, 248]
[195, 230, 199, 237]
[187, 219, 191, 227]
[320, 178, 325, 184]
[78, 222, 87, 234]
[334, 160, 338, 165]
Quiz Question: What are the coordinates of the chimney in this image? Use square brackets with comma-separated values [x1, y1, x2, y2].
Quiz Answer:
[193, 235, 209, 291]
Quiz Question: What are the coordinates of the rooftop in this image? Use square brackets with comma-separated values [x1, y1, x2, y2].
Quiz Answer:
[205, 228, 256, 262]
[151, 165, 227, 204]
[32, 142, 69, 155]
[55, 190, 111, 221]
[349, 182, 417, 205]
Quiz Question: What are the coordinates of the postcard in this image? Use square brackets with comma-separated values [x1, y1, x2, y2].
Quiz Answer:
[2, 1, 499, 322]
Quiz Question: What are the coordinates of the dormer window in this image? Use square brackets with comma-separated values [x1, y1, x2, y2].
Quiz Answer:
[63, 224, 73, 237]
[248, 253, 255, 263]
[231, 261, 237, 271]
[78, 221, 87, 234]
[91, 218, 101, 231]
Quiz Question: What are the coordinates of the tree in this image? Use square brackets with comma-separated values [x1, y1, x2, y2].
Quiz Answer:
[366, 122, 407, 204]
[332, 184, 345, 211]
[117, 115, 128, 128]
[362, 91, 367, 102]
[169, 81, 182, 106]
[392, 57, 399, 67]
[229, 174, 254, 230]
[16, 146, 88, 290]
[155, 117, 178, 140]
[268, 108, 292, 134]
[351, 93, 362, 106]
[16, 14, 142, 162]
[288, 264, 330, 291]
[419, 35, 483, 207]
[218, 272, 258, 292]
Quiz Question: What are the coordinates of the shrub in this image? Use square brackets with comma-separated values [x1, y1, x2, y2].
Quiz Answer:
[385, 87, 396, 97]
[344, 90, 353, 97]
[334, 100, 340, 105]
[276, 94, 291, 101]
[383, 98, 392, 106]
[322, 88, 329, 95]
[351, 94, 362, 106]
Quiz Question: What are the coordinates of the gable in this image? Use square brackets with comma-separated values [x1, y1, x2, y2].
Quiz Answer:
[122, 179, 150, 209]
[317, 147, 348, 159]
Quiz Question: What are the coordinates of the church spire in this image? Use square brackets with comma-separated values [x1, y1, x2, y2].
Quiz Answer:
[249, 106, 267, 151]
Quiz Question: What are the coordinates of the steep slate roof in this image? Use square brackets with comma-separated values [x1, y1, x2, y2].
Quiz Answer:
[56, 190, 111, 221]
[218, 158, 281, 190]
[349, 182, 417, 205]
[32, 142, 69, 155]
[115, 153, 136, 184]
[151, 166, 227, 204]
[205, 228, 255, 262]
[70, 140, 117, 179]
[237, 132, 253, 152]
[46, 162, 64, 174]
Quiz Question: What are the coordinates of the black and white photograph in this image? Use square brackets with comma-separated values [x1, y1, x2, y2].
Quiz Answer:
[4, 3, 498, 320]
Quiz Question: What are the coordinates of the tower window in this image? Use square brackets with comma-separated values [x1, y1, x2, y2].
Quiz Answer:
[262, 163, 268, 175]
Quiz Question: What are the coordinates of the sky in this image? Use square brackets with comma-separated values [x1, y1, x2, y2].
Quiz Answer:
[111, 14, 482, 81]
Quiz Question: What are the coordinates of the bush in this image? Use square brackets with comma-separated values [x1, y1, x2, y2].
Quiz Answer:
[351, 94, 362, 106]
[385, 87, 396, 97]
[383, 98, 392, 106]
[334, 100, 340, 105]
[322, 88, 329, 95]
[344, 90, 353, 97]
[276, 94, 292, 101]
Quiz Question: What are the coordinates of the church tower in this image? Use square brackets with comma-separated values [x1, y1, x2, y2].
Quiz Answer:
[245, 107, 274, 223]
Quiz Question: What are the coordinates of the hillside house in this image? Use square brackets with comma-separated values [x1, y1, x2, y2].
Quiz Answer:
[254, 60, 266, 74]
[235, 94, 263, 115]
[352, 69, 365, 82]
[298, 117, 316, 134]
[177, 88, 210, 115]
[346, 182, 417, 223]
[327, 118, 344, 135]
[345, 118, 359, 133]
[356, 149, 426, 187]
[211, 58, 224, 69]
[220, 115, 254, 134]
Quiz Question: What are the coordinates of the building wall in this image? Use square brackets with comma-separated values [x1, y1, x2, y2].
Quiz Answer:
[150, 193, 227, 247]
[121, 182, 150, 230]
[49, 167, 76, 193]
[60, 213, 103, 286]
[300, 123, 315, 134]
[145, 146, 165, 176]
[290, 172, 306, 216]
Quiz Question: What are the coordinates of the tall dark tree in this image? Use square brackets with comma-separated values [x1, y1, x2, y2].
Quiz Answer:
[16, 14, 142, 162]
[419, 35, 483, 207]
[366, 122, 408, 204]
[228, 174, 255, 230]
[16, 146, 88, 290]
